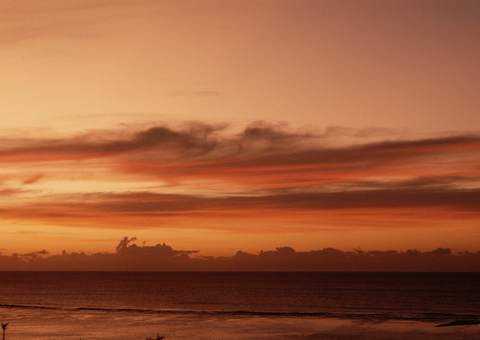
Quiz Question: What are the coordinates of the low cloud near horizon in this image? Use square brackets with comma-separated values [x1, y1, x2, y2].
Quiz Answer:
[1, 237, 479, 272]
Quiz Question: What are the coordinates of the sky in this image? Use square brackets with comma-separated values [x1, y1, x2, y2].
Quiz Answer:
[1, 0, 480, 269]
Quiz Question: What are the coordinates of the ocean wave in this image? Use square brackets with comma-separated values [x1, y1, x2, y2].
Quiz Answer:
[1, 303, 479, 323]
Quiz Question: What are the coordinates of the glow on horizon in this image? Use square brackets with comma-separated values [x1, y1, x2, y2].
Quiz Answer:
[1, 0, 480, 260]
[1, 123, 479, 257]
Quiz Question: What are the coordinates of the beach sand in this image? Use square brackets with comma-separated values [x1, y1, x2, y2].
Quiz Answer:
[292, 319, 480, 340]
[2, 308, 479, 340]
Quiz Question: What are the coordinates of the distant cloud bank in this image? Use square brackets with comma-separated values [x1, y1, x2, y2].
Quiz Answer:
[1, 237, 479, 272]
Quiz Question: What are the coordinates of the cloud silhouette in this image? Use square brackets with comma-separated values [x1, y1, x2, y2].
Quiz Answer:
[0, 238, 479, 271]
[0, 186, 478, 231]
[1, 123, 478, 165]
[19, 249, 49, 258]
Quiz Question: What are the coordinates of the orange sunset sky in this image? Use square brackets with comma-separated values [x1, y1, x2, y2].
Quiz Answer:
[1, 0, 480, 261]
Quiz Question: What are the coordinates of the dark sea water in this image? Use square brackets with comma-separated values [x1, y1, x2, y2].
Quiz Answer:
[0, 272, 479, 339]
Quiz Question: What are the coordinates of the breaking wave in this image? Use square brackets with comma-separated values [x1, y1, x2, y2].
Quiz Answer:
[1, 303, 478, 324]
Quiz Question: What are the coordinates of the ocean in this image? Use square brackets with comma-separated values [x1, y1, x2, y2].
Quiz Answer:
[0, 272, 479, 339]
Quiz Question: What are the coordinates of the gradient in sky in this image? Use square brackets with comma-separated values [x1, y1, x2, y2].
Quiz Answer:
[1, 0, 480, 262]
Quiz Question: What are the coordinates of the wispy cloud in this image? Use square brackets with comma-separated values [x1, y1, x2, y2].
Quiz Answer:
[0, 0, 142, 45]
[0, 122, 479, 231]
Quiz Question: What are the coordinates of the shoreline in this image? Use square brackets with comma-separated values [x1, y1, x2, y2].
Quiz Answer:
[2, 307, 480, 340]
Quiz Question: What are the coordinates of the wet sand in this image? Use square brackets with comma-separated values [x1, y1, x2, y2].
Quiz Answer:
[2, 307, 479, 340]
